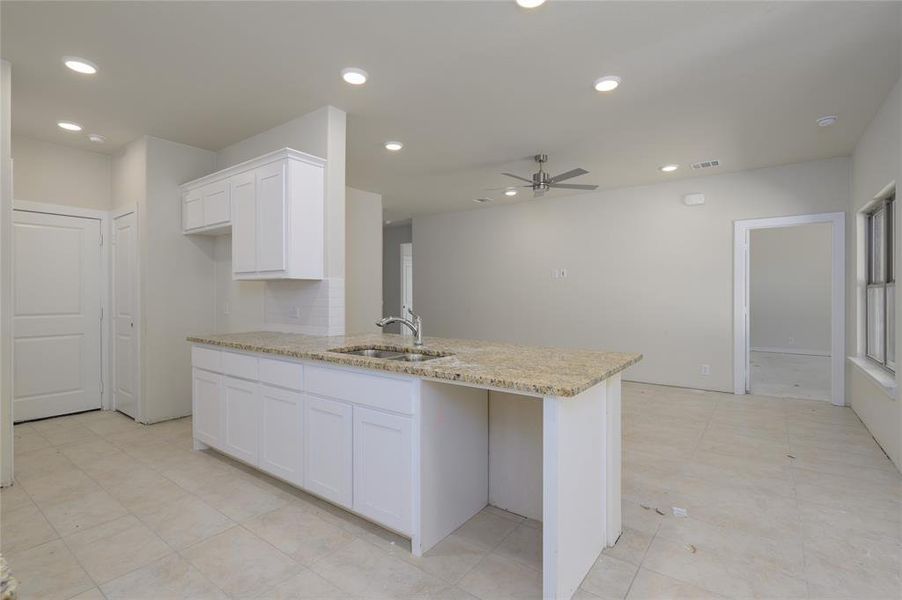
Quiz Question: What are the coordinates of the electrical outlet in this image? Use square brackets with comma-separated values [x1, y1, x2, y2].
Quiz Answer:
[223, 302, 231, 315]
[560, 268, 567, 279]
[292, 306, 302, 319]
[701, 364, 710, 376]
[788, 336, 795, 345]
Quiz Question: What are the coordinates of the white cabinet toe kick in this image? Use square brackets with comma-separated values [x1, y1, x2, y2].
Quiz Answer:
[191, 344, 623, 599]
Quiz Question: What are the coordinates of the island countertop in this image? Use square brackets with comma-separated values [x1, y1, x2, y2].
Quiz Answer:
[187, 331, 641, 397]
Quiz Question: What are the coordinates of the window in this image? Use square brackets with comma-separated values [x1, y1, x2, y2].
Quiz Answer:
[866, 193, 895, 371]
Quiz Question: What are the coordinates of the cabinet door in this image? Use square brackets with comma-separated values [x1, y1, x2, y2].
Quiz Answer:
[260, 384, 303, 486]
[304, 395, 352, 508]
[183, 190, 204, 231]
[203, 180, 230, 226]
[353, 407, 412, 533]
[230, 172, 256, 274]
[222, 376, 260, 465]
[256, 162, 287, 273]
[193, 368, 222, 448]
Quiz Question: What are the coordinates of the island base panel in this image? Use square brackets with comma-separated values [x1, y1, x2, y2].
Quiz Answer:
[414, 381, 488, 556]
[543, 375, 621, 600]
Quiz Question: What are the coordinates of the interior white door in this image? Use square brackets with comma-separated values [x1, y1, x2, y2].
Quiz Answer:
[12, 210, 102, 422]
[113, 211, 139, 419]
[400, 242, 413, 335]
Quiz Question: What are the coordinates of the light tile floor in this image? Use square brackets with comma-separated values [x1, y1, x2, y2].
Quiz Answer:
[3, 382, 900, 599]
[750, 351, 831, 402]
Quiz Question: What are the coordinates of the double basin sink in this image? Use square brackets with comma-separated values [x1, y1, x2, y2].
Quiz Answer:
[330, 346, 450, 363]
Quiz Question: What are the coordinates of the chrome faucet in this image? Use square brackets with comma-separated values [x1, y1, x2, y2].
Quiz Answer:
[376, 308, 423, 347]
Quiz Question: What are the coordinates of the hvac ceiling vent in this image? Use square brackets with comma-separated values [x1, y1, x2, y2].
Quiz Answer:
[690, 159, 720, 170]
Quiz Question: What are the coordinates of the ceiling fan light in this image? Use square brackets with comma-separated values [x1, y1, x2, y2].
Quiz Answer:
[516, 0, 546, 7]
[659, 164, 679, 173]
[504, 188, 518, 197]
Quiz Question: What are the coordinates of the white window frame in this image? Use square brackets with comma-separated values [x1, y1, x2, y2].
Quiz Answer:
[864, 189, 895, 373]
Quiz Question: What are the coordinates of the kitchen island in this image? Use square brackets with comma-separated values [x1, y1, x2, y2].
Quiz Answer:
[187, 331, 640, 599]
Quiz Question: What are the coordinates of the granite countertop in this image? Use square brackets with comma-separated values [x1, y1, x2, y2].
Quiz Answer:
[187, 331, 641, 397]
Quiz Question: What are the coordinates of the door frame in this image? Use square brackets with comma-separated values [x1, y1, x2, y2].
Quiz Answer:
[13, 200, 112, 410]
[733, 212, 846, 405]
[111, 207, 142, 421]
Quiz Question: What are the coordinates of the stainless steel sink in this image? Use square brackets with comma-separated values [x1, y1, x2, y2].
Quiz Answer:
[389, 353, 434, 362]
[329, 346, 450, 362]
[343, 348, 404, 359]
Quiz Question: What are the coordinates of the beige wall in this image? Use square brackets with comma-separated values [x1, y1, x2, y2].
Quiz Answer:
[413, 157, 851, 393]
[750, 223, 832, 354]
[849, 79, 900, 469]
[346, 187, 382, 334]
[12, 135, 111, 210]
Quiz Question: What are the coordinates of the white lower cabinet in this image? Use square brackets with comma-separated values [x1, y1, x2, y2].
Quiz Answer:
[192, 368, 222, 449]
[222, 376, 260, 465]
[260, 384, 304, 486]
[304, 395, 353, 509]
[353, 407, 413, 534]
[192, 347, 415, 535]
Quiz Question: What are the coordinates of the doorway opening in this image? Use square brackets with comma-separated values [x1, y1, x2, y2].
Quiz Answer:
[733, 213, 845, 405]
[400, 241, 413, 336]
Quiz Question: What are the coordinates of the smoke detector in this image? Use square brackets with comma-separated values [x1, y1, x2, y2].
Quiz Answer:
[817, 115, 838, 127]
[690, 159, 720, 170]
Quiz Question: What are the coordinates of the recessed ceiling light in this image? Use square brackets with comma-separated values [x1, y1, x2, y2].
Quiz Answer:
[474, 197, 492, 203]
[516, 0, 546, 7]
[659, 164, 679, 173]
[341, 67, 368, 85]
[504, 188, 518, 197]
[88, 134, 106, 144]
[63, 57, 97, 75]
[57, 121, 82, 132]
[816, 115, 838, 127]
[384, 141, 403, 151]
[593, 75, 621, 92]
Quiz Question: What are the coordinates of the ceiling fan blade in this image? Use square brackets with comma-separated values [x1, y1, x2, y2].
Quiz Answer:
[549, 168, 588, 183]
[548, 183, 598, 190]
[502, 172, 534, 183]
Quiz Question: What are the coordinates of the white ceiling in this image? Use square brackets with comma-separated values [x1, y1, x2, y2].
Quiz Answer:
[2, 1, 899, 220]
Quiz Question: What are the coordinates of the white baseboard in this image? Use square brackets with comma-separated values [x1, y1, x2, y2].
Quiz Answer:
[750, 346, 830, 357]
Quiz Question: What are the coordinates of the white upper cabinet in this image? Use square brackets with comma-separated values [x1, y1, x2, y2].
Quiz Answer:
[180, 148, 325, 280]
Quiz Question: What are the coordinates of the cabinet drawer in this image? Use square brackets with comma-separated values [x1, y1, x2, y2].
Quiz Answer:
[192, 346, 221, 372]
[221, 351, 258, 380]
[305, 365, 414, 415]
[259, 358, 303, 390]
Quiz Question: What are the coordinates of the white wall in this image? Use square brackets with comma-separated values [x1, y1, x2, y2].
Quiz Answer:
[750, 223, 832, 354]
[213, 107, 348, 336]
[346, 187, 382, 334]
[383, 223, 412, 328]
[140, 137, 217, 422]
[112, 137, 147, 211]
[849, 79, 900, 469]
[1, 60, 13, 485]
[413, 157, 851, 393]
[11, 135, 111, 210]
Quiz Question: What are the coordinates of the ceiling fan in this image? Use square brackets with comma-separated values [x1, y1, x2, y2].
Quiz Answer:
[499, 154, 599, 197]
